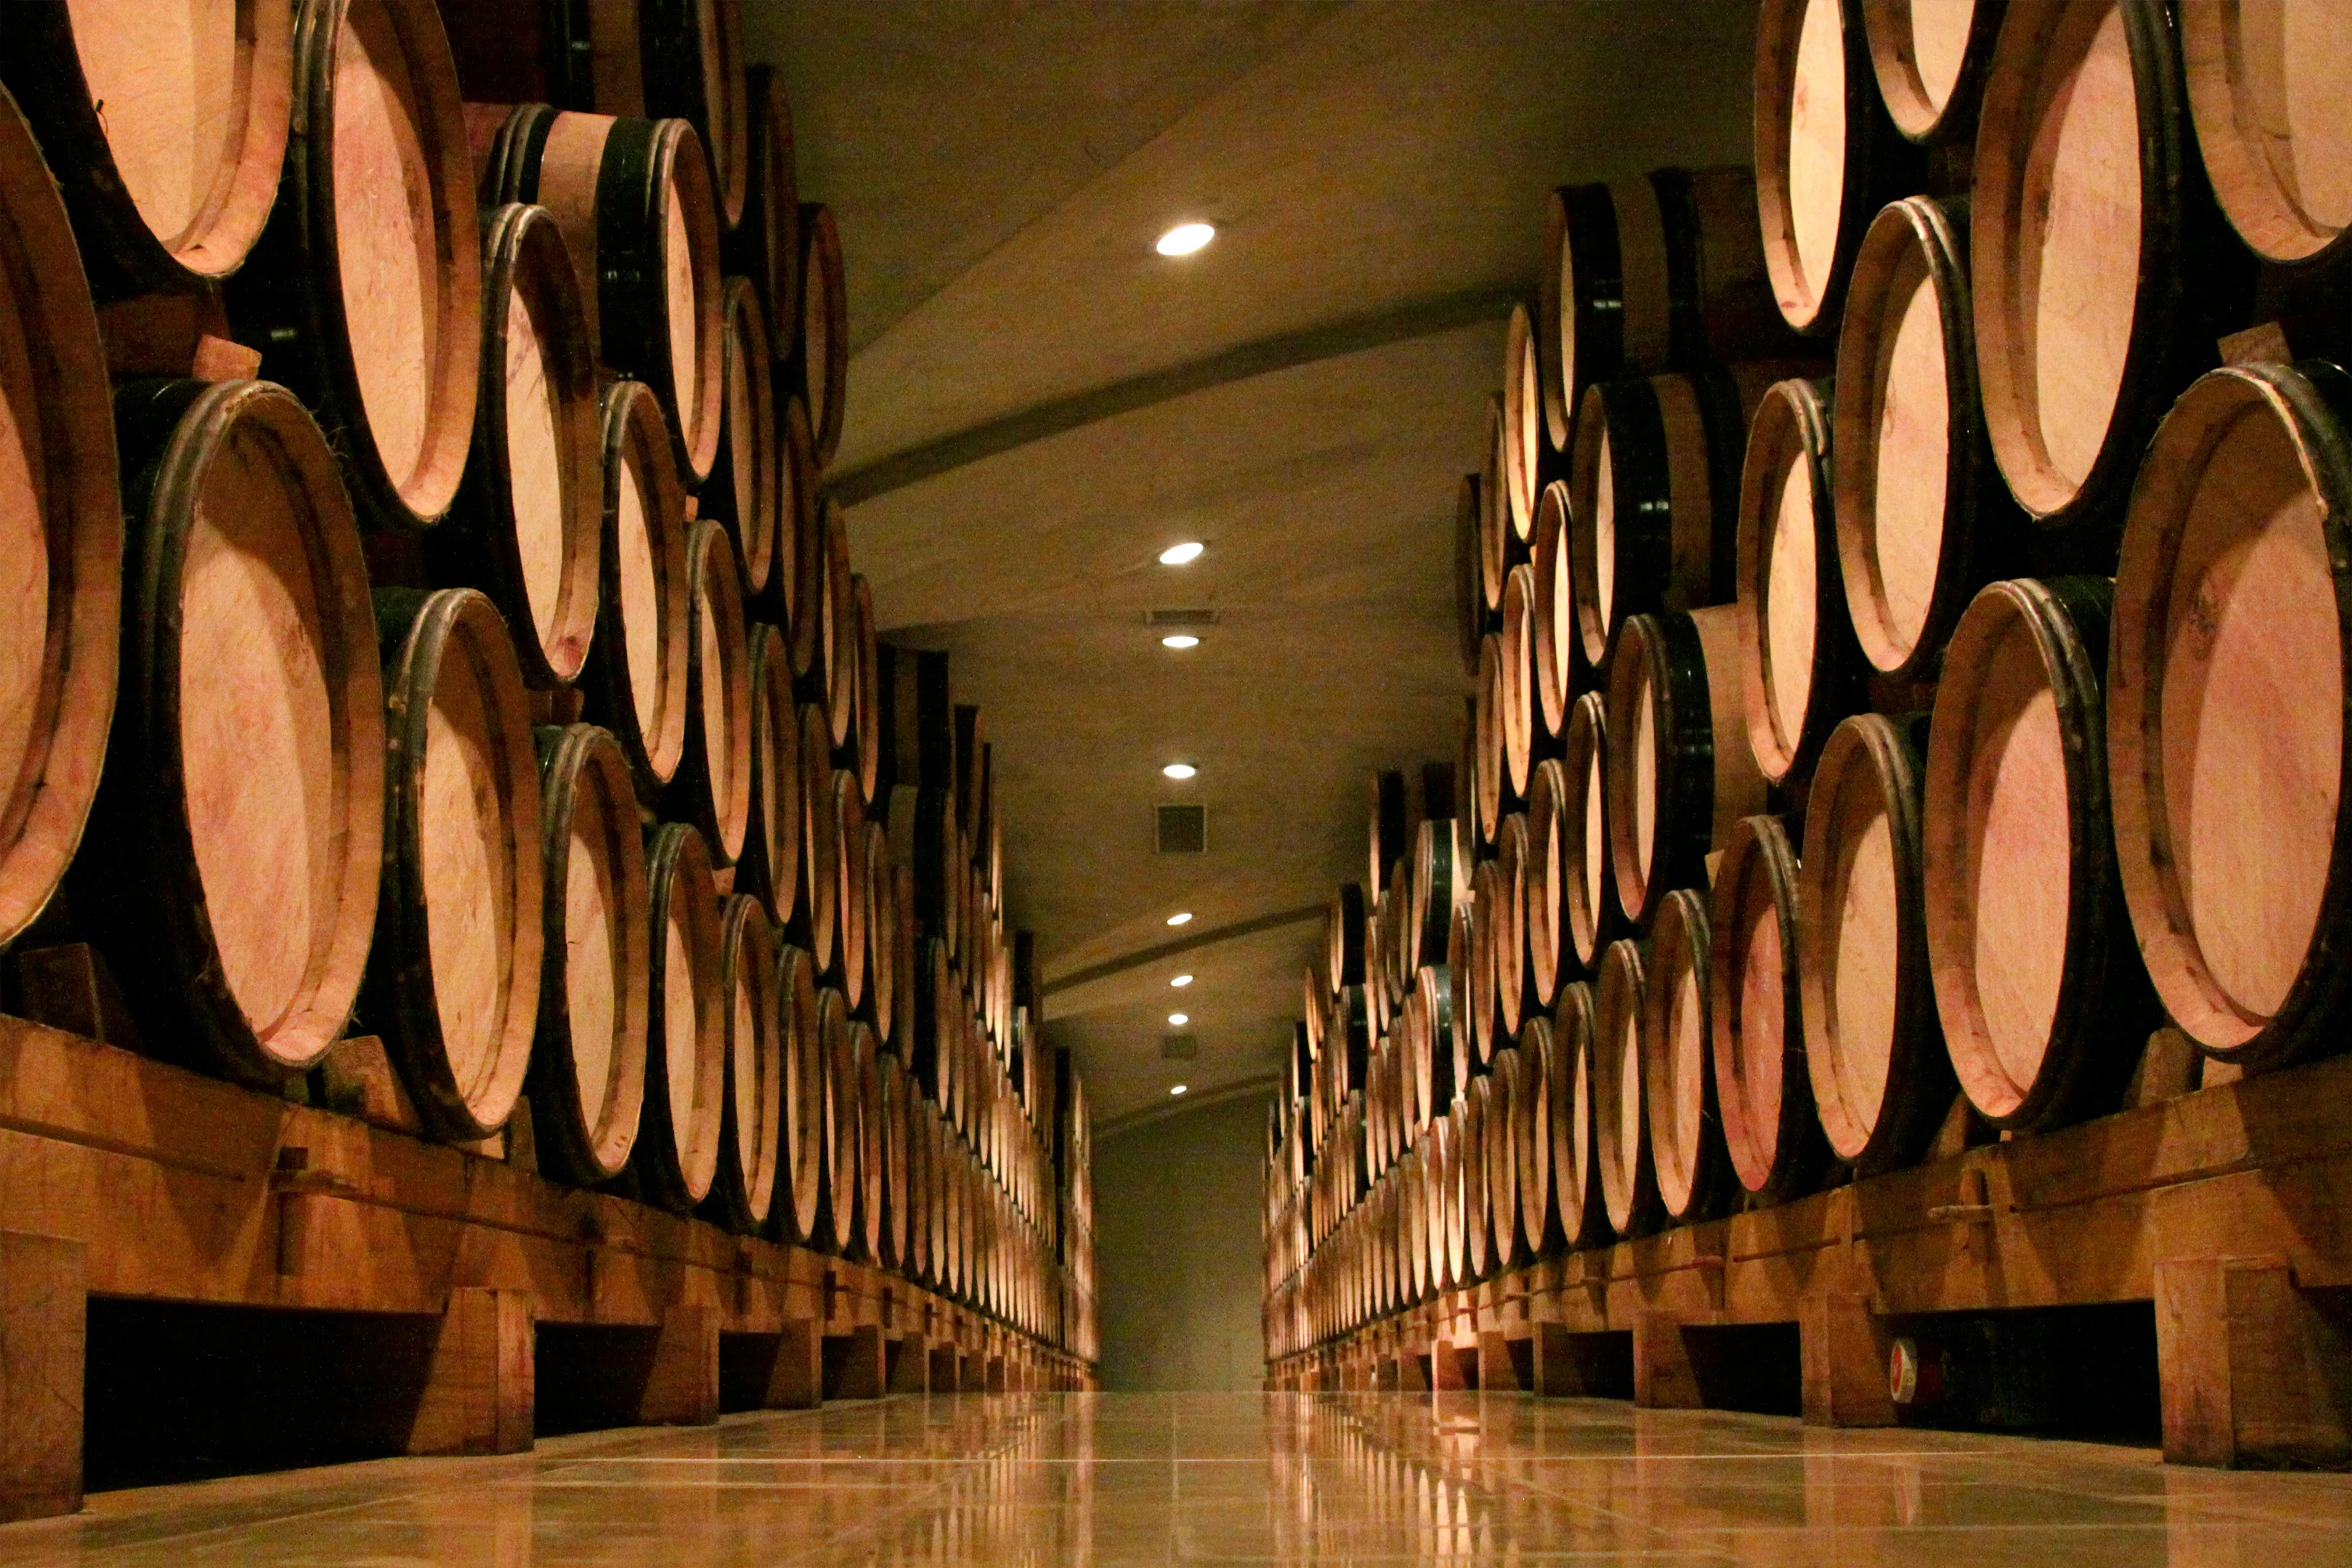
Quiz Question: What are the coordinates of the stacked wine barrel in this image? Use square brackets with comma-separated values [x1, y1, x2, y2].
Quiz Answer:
[1271, 0, 2349, 1362]
[0, 1, 1089, 1364]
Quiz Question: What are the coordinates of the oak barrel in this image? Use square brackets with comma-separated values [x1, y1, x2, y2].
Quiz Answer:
[0, 84, 121, 951]
[235, 0, 480, 530]
[877, 1048, 911, 1270]
[1755, 0, 1921, 334]
[1478, 394, 1512, 619]
[833, 770, 870, 1007]
[1709, 813, 1828, 1203]
[1484, 1046, 1524, 1268]
[580, 378, 690, 795]
[1455, 473, 1488, 678]
[775, 942, 822, 1243]
[726, 66, 799, 352]
[1524, 761, 1571, 1005]
[743, 624, 802, 925]
[1644, 887, 1733, 1221]
[2180, 0, 2351, 266]
[1925, 576, 2155, 1127]
[440, 0, 644, 116]
[780, 396, 821, 671]
[850, 575, 882, 800]
[1606, 606, 1768, 929]
[797, 701, 838, 962]
[1531, 479, 1585, 744]
[816, 495, 854, 734]
[483, 103, 724, 487]
[1499, 565, 1539, 801]
[663, 518, 751, 864]
[852, 1020, 885, 1261]
[1493, 813, 1533, 1045]
[1593, 939, 1662, 1238]
[704, 891, 780, 1231]
[0, 1, 292, 295]
[1561, 692, 1624, 973]
[798, 202, 848, 467]
[1511, 1018, 1556, 1253]
[78, 378, 381, 1084]
[432, 202, 601, 688]
[637, 0, 747, 230]
[706, 275, 778, 595]
[866, 819, 900, 1041]
[1833, 195, 2015, 679]
[1800, 712, 1952, 1171]
[364, 588, 545, 1142]
[817, 985, 858, 1253]
[1860, 0, 2007, 141]
[637, 821, 726, 1211]
[1738, 374, 1863, 783]
[1408, 817, 1470, 974]
[526, 723, 649, 1186]
[2110, 360, 2352, 1070]
[1972, 0, 2252, 527]
[1502, 303, 1543, 540]
[1460, 1080, 1492, 1281]
[1551, 980, 1605, 1247]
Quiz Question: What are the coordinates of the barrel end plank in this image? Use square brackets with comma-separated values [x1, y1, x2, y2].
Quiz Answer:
[406, 1285, 534, 1456]
[1800, 1291, 1896, 1428]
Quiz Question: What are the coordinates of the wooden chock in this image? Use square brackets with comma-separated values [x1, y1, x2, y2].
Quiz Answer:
[886, 1335, 929, 1394]
[1800, 1291, 1897, 1427]
[0, 1232, 84, 1524]
[639, 1304, 720, 1425]
[1633, 1310, 1703, 1409]
[1528, 1322, 1580, 1398]
[760, 1321, 824, 1409]
[824, 1324, 886, 1401]
[1478, 1330, 1523, 1393]
[2157, 1255, 2352, 1468]
[408, 1287, 534, 1455]
[930, 1342, 961, 1393]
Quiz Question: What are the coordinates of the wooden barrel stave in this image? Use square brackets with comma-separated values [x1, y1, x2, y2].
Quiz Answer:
[1531, 479, 1588, 745]
[637, 821, 726, 1211]
[704, 891, 780, 1231]
[662, 518, 751, 864]
[1454, 473, 1488, 679]
[1562, 692, 1627, 974]
[817, 984, 858, 1253]
[705, 275, 779, 596]
[2180, 0, 2351, 267]
[1593, 939, 1662, 1238]
[1859, 0, 2009, 141]
[1644, 888, 1735, 1221]
[637, 0, 747, 231]
[797, 202, 848, 468]
[580, 379, 690, 797]
[742, 624, 802, 927]
[1512, 1018, 1557, 1253]
[1709, 813, 1830, 1204]
[796, 700, 838, 965]
[726, 66, 799, 354]
[853, 1020, 885, 1261]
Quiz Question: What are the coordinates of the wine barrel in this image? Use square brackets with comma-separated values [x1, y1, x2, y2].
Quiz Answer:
[432, 203, 601, 688]
[1925, 577, 2156, 1128]
[706, 892, 780, 1231]
[1502, 303, 1543, 540]
[1473, 630, 1510, 845]
[1561, 692, 1624, 973]
[76, 378, 380, 1084]
[817, 985, 858, 1253]
[1525, 761, 1570, 1006]
[706, 276, 778, 595]
[866, 819, 900, 1041]
[1859, 0, 2007, 140]
[2181, 0, 2349, 267]
[1755, 0, 1921, 334]
[1500, 565, 1539, 801]
[1326, 883, 1370, 994]
[817, 497, 854, 737]
[797, 702, 838, 963]
[1800, 712, 1951, 1171]
[1972, 0, 2253, 527]
[639, 821, 726, 1211]
[853, 1021, 885, 1261]
[1484, 1046, 1524, 1267]
[0, 84, 119, 951]
[1460, 1080, 1492, 1281]
[1466, 862, 1501, 1070]
[1550, 980, 1605, 1246]
[1478, 394, 1512, 621]
[1606, 607, 1769, 928]
[1832, 195, 2017, 680]
[878, 1048, 911, 1270]
[1433, 1104, 1464, 1291]
[1512, 1018, 1557, 1253]
[229, 0, 478, 531]
[1738, 375, 1864, 783]
[1531, 480, 1585, 745]
[906, 1086, 936, 1285]
[2110, 361, 2352, 1070]
[1709, 813, 1828, 1204]
[1569, 368, 1757, 668]
[850, 575, 882, 799]
[439, 0, 643, 115]
[527, 724, 650, 1186]
[1593, 939, 1661, 1238]
[1408, 817, 1470, 972]
[663, 519, 751, 864]
[728, 66, 799, 352]
[1493, 813, 1533, 1044]
[742, 625, 802, 925]
[781, 396, 821, 672]
[364, 588, 545, 1142]
[1454, 473, 1487, 678]
[580, 379, 690, 796]
[798, 203, 849, 467]
[1644, 888, 1733, 1221]
[888, 783, 956, 943]
[483, 104, 724, 487]
[834, 770, 870, 1006]
[1419, 964, 1462, 1122]
[0, 3, 291, 294]
[638, 0, 747, 230]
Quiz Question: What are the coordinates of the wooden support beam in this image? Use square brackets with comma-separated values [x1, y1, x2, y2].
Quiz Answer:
[1429, 1338, 1472, 1391]
[1801, 1291, 1897, 1428]
[2157, 1255, 2352, 1467]
[985, 1355, 1007, 1394]
[824, 1325, 886, 1401]
[1528, 1322, 1578, 1397]
[930, 1342, 961, 1392]
[639, 1306, 720, 1425]
[0, 1232, 84, 1523]
[1633, 1311, 1702, 1409]
[886, 1336, 929, 1394]
[1478, 1330, 1523, 1393]
[408, 1287, 534, 1455]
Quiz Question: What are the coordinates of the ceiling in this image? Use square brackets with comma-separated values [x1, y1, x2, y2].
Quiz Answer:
[748, 0, 1761, 1129]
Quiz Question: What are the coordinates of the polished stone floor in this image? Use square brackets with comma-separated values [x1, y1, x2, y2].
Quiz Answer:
[7, 1393, 2352, 1564]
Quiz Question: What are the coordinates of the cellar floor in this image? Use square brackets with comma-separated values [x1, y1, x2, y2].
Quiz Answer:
[4, 1392, 2352, 1565]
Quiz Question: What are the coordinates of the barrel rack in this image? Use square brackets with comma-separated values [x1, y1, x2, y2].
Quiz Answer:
[1266, 1045, 2352, 1470]
[0, 1012, 1095, 1524]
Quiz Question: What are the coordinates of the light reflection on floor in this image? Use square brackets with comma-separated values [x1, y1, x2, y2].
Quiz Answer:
[5, 1392, 2352, 1564]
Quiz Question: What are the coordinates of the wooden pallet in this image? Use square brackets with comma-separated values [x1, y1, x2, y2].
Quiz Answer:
[1266, 1051, 2352, 1470]
[0, 1014, 1095, 1524]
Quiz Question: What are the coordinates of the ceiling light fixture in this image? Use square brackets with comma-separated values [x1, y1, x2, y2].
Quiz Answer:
[1154, 222, 1215, 257]
[1166, 911, 1193, 927]
[1170, 1083, 1190, 1096]
[1168, 1012, 1189, 1026]
[1158, 541, 1205, 566]
[1162, 763, 1196, 780]
[1160, 633, 1200, 649]
[1170, 974, 1193, 988]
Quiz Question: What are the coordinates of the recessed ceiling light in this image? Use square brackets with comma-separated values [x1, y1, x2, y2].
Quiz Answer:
[1162, 762, 1197, 780]
[1166, 911, 1193, 927]
[1154, 222, 1215, 257]
[1158, 541, 1205, 566]
[1171, 1083, 1190, 1096]
[1168, 1012, 1189, 1026]
[1161, 633, 1200, 649]
[1170, 974, 1194, 988]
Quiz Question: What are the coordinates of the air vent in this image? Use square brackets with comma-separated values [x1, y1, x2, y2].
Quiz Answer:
[1156, 803, 1208, 854]
[1160, 1032, 1199, 1061]
[1144, 608, 1220, 628]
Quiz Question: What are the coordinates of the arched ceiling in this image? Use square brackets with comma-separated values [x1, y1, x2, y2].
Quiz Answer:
[749, 0, 1760, 1125]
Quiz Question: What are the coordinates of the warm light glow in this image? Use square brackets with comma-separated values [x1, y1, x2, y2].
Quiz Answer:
[1170, 1083, 1189, 1096]
[1168, 1013, 1189, 1027]
[1154, 222, 1215, 257]
[1170, 974, 1194, 988]
[1160, 634, 1200, 649]
[1162, 763, 1197, 780]
[1158, 541, 1206, 566]
[1166, 911, 1194, 927]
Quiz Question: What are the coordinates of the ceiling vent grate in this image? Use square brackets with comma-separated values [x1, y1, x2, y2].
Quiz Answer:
[1160, 1032, 1200, 1061]
[1144, 607, 1220, 628]
[1156, 803, 1208, 854]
